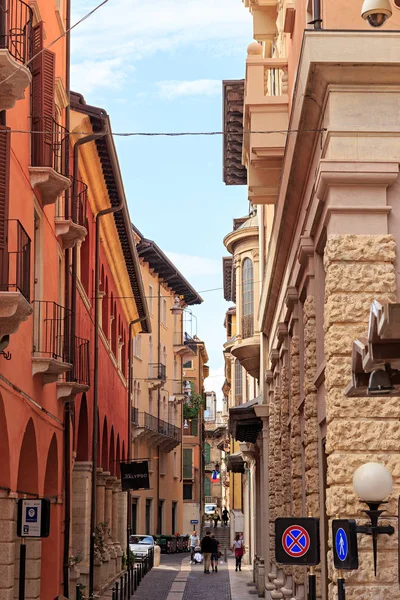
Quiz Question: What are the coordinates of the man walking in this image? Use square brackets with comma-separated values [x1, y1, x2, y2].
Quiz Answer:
[189, 530, 199, 563]
[222, 507, 229, 527]
[201, 529, 213, 574]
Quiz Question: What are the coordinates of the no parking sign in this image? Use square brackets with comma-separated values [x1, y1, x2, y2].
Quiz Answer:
[275, 518, 320, 566]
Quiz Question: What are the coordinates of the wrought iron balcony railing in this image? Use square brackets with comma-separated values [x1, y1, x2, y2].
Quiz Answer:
[68, 335, 90, 387]
[31, 116, 69, 177]
[132, 410, 181, 442]
[241, 314, 254, 339]
[33, 300, 71, 362]
[57, 176, 88, 227]
[0, 219, 30, 301]
[148, 363, 166, 382]
[0, 0, 33, 64]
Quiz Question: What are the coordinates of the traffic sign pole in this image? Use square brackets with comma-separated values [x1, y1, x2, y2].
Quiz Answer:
[337, 571, 346, 600]
[18, 539, 26, 600]
[308, 567, 316, 600]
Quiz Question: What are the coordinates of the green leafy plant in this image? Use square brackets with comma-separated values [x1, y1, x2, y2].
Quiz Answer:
[183, 392, 204, 418]
[68, 547, 83, 568]
[94, 520, 111, 563]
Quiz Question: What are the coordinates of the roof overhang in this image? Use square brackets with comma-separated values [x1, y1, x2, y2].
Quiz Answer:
[227, 452, 245, 474]
[223, 80, 246, 186]
[223, 257, 236, 302]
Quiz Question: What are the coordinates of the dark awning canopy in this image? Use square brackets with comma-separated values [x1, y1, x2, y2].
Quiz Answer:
[227, 452, 245, 474]
[229, 396, 262, 444]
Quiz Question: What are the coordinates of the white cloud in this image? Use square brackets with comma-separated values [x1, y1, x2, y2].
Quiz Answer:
[164, 251, 221, 278]
[71, 58, 131, 96]
[157, 79, 221, 99]
[71, 0, 252, 93]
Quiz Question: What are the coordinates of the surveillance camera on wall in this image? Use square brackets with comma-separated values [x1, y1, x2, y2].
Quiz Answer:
[361, 0, 392, 26]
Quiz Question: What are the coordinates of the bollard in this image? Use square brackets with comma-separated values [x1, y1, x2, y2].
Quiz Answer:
[115, 581, 119, 600]
[134, 566, 138, 591]
[120, 575, 124, 600]
[124, 572, 128, 599]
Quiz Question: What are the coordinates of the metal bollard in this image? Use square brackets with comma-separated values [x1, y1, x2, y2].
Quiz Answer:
[120, 575, 124, 600]
[115, 581, 119, 600]
[124, 572, 128, 599]
[134, 566, 138, 590]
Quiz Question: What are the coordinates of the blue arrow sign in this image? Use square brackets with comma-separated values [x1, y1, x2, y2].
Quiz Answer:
[335, 527, 348, 562]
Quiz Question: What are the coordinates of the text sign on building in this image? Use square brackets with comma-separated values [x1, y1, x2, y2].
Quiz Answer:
[275, 518, 320, 566]
[17, 498, 50, 538]
[120, 461, 150, 491]
[332, 520, 359, 571]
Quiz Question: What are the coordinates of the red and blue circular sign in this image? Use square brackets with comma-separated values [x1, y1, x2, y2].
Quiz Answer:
[282, 525, 310, 558]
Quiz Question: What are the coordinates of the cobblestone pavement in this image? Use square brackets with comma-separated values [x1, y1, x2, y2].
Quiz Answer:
[182, 559, 231, 600]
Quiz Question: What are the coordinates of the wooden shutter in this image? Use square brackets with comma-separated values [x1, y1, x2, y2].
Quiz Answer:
[183, 448, 193, 479]
[0, 126, 10, 289]
[31, 22, 55, 167]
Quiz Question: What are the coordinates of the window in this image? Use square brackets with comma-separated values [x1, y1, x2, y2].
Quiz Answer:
[172, 502, 177, 535]
[235, 360, 243, 405]
[131, 498, 138, 535]
[183, 448, 193, 479]
[204, 442, 211, 464]
[183, 359, 193, 369]
[162, 298, 167, 325]
[145, 499, 152, 534]
[133, 334, 142, 359]
[204, 477, 211, 496]
[160, 451, 166, 475]
[173, 451, 178, 478]
[80, 226, 90, 295]
[149, 284, 153, 314]
[163, 346, 167, 368]
[183, 483, 193, 500]
[158, 500, 164, 534]
[242, 258, 254, 339]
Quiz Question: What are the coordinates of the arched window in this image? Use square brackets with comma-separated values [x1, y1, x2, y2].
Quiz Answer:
[235, 360, 243, 406]
[111, 302, 117, 355]
[204, 477, 211, 497]
[242, 257, 254, 338]
[204, 442, 211, 464]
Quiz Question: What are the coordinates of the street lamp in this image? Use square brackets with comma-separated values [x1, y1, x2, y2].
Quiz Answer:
[171, 296, 184, 316]
[353, 462, 395, 575]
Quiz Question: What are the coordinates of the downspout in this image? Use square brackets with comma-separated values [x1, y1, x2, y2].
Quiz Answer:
[89, 196, 124, 599]
[63, 0, 71, 595]
[156, 281, 161, 534]
[313, 0, 322, 29]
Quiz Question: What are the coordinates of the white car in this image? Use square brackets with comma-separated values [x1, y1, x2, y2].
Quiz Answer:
[129, 534, 155, 561]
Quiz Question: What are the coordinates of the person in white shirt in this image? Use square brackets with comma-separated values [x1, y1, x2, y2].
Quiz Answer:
[189, 531, 199, 562]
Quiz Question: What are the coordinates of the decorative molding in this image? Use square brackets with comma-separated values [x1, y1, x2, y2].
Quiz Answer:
[55, 77, 69, 110]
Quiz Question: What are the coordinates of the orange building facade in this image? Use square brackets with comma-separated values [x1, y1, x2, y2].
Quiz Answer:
[0, 3, 149, 599]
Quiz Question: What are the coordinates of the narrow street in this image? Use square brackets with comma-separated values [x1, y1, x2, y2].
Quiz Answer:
[132, 552, 256, 600]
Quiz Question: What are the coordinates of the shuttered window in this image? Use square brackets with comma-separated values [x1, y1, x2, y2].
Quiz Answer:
[0, 126, 10, 289]
[31, 22, 55, 167]
[183, 448, 193, 479]
[204, 442, 211, 463]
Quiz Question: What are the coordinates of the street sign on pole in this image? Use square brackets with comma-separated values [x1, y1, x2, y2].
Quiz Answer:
[275, 518, 320, 566]
[332, 520, 358, 571]
[190, 519, 199, 524]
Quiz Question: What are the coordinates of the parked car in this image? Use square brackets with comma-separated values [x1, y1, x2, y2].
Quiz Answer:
[129, 535, 155, 561]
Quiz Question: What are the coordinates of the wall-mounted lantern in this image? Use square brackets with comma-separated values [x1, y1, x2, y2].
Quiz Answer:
[353, 462, 395, 575]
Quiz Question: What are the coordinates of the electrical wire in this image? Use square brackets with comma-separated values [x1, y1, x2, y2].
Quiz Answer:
[0, 0, 110, 88]
[3, 127, 326, 137]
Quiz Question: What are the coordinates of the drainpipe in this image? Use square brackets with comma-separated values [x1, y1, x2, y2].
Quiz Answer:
[89, 196, 124, 598]
[156, 281, 161, 534]
[313, 0, 322, 29]
[62, 0, 72, 596]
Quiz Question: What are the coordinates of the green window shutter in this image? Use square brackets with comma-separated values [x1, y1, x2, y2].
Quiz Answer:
[204, 443, 210, 463]
[192, 419, 198, 436]
[204, 477, 211, 496]
[183, 448, 192, 479]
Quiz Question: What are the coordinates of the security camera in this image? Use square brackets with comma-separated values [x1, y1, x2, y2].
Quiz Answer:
[361, 0, 392, 27]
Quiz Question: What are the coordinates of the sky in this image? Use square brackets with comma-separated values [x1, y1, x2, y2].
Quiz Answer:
[71, 0, 253, 401]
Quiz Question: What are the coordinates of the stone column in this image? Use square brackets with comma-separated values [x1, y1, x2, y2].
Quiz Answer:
[95, 469, 109, 590]
[0, 491, 16, 600]
[324, 233, 399, 600]
[105, 476, 117, 579]
[118, 490, 128, 556]
[71, 462, 92, 572]
[112, 481, 122, 572]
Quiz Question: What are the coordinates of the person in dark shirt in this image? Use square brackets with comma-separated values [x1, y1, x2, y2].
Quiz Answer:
[201, 530, 213, 574]
[210, 533, 220, 573]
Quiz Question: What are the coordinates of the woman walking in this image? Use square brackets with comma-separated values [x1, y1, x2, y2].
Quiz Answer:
[232, 533, 244, 572]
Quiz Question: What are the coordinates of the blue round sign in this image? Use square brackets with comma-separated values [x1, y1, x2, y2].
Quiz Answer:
[335, 527, 348, 562]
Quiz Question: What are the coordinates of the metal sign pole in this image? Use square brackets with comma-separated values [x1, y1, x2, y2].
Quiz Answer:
[18, 539, 26, 600]
[308, 566, 316, 600]
[337, 570, 346, 600]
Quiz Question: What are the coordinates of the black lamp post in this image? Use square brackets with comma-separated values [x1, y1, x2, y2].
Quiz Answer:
[353, 462, 395, 576]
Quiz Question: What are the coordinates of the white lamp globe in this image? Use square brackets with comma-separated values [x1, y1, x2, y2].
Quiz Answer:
[353, 462, 393, 502]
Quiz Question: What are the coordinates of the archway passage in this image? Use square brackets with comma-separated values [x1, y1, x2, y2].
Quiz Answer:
[116, 435, 121, 478]
[101, 417, 109, 472]
[76, 394, 89, 461]
[0, 393, 10, 488]
[17, 418, 39, 495]
[41, 434, 61, 600]
[109, 427, 115, 476]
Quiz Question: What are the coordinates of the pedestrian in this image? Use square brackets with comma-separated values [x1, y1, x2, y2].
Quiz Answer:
[222, 507, 229, 527]
[201, 529, 213, 574]
[213, 510, 220, 529]
[232, 533, 244, 572]
[210, 533, 220, 573]
[189, 530, 199, 563]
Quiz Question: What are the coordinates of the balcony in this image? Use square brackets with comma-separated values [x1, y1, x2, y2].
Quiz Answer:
[29, 117, 71, 206]
[55, 176, 88, 249]
[132, 411, 181, 452]
[231, 314, 260, 380]
[0, 219, 32, 342]
[243, 45, 288, 205]
[147, 362, 166, 389]
[173, 331, 196, 357]
[57, 336, 90, 402]
[172, 379, 186, 402]
[0, 0, 32, 110]
[32, 300, 72, 384]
